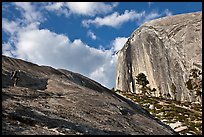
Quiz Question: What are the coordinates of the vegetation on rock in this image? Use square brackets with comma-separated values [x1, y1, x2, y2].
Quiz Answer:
[185, 68, 202, 102]
[116, 90, 202, 135]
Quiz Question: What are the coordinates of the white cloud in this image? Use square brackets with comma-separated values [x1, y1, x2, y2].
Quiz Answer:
[44, 2, 70, 17]
[45, 2, 64, 10]
[87, 30, 97, 40]
[164, 9, 173, 16]
[82, 10, 145, 28]
[2, 2, 44, 57]
[137, 9, 173, 25]
[111, 37, 128, 52]
[14, 2, 43, 23]
[44, 2, 118, 17]
[82, 9, 174, 28]
[2, 43, 17, 57]
[3, 28, 117, 88]
[142, 11, 161, 23]
[2, 18, 20, 35]
[89, 55, 116, 88]
[2, 2, 119, 88]
[65, 2, 118, 16]
[2, 3, 42, 36]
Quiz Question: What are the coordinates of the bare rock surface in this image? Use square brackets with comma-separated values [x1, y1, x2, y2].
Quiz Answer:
[2, 55, 177, 135]
[116, 12, 202, 103]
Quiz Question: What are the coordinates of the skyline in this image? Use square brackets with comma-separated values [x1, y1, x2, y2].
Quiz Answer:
[2, 2, 202, 88]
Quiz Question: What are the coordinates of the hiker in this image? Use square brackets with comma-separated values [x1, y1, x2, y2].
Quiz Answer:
[10, 70, 21, 87]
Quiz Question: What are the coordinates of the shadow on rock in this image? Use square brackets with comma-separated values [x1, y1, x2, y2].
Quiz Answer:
[3, 105, 127, 135]
[2, 89, 58, 102]
[2, 70, 48, 90]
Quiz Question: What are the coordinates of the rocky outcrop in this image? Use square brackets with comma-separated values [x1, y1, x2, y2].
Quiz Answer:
[116, 12, 202, 103]
[2, 55, 177, 135]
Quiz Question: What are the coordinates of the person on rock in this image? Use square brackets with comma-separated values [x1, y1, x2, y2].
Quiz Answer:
[10, 70, 21, 87]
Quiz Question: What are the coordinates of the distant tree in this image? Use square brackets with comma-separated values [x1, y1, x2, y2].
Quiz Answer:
[190, 68, 201, 78]
[151, 88, 157, 96]
[135, 73, 149, 95]
[111, 87, 115, 92]
[159, 90, 162, 98]
[152, 88, 156, 92]
[167, 93, 171, 99]
[163, 93, 167, 98]
[186, 68, 202, 102]
[146, 86, 157, 96]
[186, 79, 193, 90]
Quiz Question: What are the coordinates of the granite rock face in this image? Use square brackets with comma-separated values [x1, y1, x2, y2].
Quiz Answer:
[116, 12, 202, 103]
[2, 55, 177, 135]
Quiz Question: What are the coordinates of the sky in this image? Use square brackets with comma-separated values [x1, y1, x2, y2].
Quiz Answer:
[2, 2, 202, 89]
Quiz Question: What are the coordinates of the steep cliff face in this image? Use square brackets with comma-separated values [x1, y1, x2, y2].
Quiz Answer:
[116, 12, 202, 103]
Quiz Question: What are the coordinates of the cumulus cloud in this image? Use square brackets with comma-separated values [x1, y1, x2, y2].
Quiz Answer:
[66, 2, 118, 16]
[44, 2, 118, 17]
[44, 2, 70, 17]
[14, 2, 43, 23]
[82, 9, 174, 28]
[3, 28, 118, 88]
[87, 30, 97, 40]
[2, 18, 20, 35]
[82, 10, 145, 28]
[89, 55, 116, 88]
[45, 2, 64, 11]
[111, 37, 128, 52]
[2, 2, 42, 37]
[3, 2, 119, 88]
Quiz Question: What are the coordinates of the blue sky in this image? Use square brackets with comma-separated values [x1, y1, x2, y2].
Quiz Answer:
[2, 2, 202, 89]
